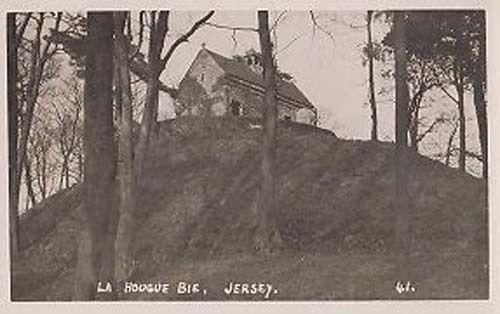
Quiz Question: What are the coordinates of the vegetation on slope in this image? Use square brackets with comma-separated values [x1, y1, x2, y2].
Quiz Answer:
[12, 116, 488, 301]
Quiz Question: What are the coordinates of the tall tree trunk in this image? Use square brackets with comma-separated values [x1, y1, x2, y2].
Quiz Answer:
[113, 12, 136, 292]
[73, 12, 117, 301]
[473, 30, 487, 179]
[473, 79, 487, 179]
[133, 11, 213, 182]
[394, 11, 411, 279]
[134, 77, 159, 182]
[16, 14, 44, 210]
[8, 13, 20, 257]
[254, 11, 283, 252]
[455, 61, 466, 173]
[367, 10, 378, 141]
[134, 12, 166, 184]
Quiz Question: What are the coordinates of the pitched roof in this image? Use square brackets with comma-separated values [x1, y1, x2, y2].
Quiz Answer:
[204, 49, 315, 110]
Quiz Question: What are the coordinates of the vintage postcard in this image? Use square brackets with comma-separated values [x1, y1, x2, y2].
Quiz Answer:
[1, 0, 499, 313]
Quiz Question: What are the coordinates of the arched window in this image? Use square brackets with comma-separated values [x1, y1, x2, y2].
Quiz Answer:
[230, 100, 242, 116]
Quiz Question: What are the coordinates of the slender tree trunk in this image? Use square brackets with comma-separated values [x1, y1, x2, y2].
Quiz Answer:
[473, 33, 487, 179]
[394, 11, 411, 279]
[16, 14, 44, 209]
[73, 12, 117, 301]
[133, 11, 212, 182]
[367, 10, 378, 141]
[134, 12, 165, 184]
[78, 151, 84, 182]
[134, 77, 159, 182]
[8, 13, 20, 257]
[254, 11, 283, 252]
[59, 155, 66, 190]
[24, 158, 37, 208]
[473, 79, 487, 179]
[113, 12, 136, 292]
[455, 62, 466, 173]
[408, 63, 426, 154]
[41, 148, 47, 199]
[445, 122, 458, 167]
[409, 98, 420, 153]
[65, 157, 70, 189]
[34, 146, 48, 200]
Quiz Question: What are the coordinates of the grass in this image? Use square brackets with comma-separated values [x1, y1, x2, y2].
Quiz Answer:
[11, 116, 489, 301]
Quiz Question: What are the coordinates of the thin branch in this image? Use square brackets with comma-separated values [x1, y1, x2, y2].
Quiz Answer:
[439, 85, 460, 105]
[40, 12, 63, 65]
[309, 11, 335, 43]
[416, 117, 443, 143]
[275, 32, 306, 56]
[270, 10, 288, 31]
[204, 21, 257, 32]
[16, 13, 32, 48]
[465, 150, 483, 162]
[131, 11, 146, 57]
[159, 11, 215, 69]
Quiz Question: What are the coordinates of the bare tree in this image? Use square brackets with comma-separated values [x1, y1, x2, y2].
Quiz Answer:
[454, 51, 467, 173]
[23, 157, 37, 209]
[406, 58, 442, 153]
[393, 11, 411, 279]
[134, 11, 215, 183]
[8, 13, 22, 256]
[113, 11, 136, 291]
[366, 10, 378, 141]
[16, 13, 62, 217]
[445, 118, 459, 167]
[73, 12, 117, 301]
[253, 10, 283, 252]
[28, 126, 52, 201]
[51, 78, 83, 190]
[471, 12, 487, 179]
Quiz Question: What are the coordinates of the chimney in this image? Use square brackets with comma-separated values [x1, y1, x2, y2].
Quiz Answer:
[244, 50, 262, 74]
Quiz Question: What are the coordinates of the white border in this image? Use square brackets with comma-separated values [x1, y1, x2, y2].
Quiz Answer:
[0, 1, 498, 313]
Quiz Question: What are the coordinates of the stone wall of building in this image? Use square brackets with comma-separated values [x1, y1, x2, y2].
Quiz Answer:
[176, 50, 316, 125]
[214, 79, 304, 122]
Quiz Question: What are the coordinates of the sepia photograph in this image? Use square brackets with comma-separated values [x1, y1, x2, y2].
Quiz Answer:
[3, 3, 495, 307]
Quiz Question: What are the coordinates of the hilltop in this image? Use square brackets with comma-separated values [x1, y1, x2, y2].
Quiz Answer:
[11, 116, 488, 300]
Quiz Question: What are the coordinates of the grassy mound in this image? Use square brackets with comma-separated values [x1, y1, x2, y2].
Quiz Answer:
[11, 116, 488, 301]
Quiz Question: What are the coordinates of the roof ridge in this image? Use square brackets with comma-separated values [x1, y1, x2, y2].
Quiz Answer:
[202, 48, 315, 109]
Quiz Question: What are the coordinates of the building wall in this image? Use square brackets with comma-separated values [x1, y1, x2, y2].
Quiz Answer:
[176, 50, 224, 117]
[181, 49, 225, 97]
[176, 50, 315, 125]
[214, 79, 305, 122]
[296, 107, 317, 125]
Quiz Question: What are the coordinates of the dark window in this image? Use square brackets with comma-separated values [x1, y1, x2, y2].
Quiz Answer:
[230, 100, 242, 116]
[284, 115, 292, 122]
